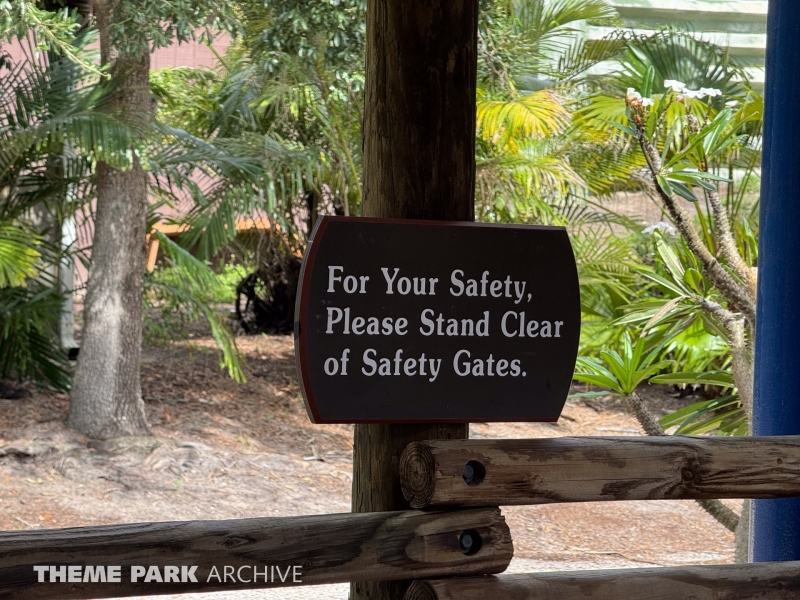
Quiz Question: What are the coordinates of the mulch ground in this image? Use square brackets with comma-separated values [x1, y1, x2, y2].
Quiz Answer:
[0, 332, 736, 581]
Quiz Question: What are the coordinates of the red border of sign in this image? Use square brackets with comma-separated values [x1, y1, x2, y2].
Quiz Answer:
[294, 216, 567, 424]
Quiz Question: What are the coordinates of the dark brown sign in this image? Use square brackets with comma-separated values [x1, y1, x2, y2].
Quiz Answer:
[294, 217, 580, 423]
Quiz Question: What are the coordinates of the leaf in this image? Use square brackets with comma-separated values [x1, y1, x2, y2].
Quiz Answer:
[651, 370, 735, 389]
[600, 119, 636, 136]
[683, 268, 704, 294]
[642, 296, 687, 333]
[656, 174, 673, 197]
[0, 226, 41, 288]
[672, 170, 731, 183]
[567, 391, 613, 399]
[656, 237, 685, 281]
[668, 179, 699, 202]
[702, 109, 734, 156]
[639, 270, 689, 298]
[641, 65, 655, 98]
[660, 400, 710, 428]
[678, 409, 738, 435]
[701, 313, 730, 340]
[477, 90, 570, 144]
[659, 395, 739, 429]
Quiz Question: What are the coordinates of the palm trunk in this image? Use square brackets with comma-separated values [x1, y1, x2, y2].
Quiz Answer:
[67, 1, 151, 439]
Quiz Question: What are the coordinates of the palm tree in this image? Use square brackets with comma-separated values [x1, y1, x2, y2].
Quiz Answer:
[0, 32, 134, 390]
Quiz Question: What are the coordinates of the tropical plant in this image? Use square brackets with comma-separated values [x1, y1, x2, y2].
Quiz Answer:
[145, 231, 244, 382]
[474, 0, 626, 222]
[1, 0, 101, 75]
[618, 80, 757, 418]
[2, 19, 257, 410]
[577, 23, 762, 430]
[0, 32, 122, 392]
[573, 332, 740, 533]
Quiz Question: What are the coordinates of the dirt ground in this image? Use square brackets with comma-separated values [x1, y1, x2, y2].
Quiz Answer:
[0, 332, 738, 599]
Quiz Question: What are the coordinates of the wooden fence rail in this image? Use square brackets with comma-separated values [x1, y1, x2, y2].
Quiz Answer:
[404, 562, 800, 600]
[0, 508, 512, 600]
[400, 436, 800, 508]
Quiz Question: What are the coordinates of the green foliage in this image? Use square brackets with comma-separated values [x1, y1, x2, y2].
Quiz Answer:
[152, 0, 365, 251]
[475, 0, 628, 221]
[106, 0, 240, 56]
[613, 29, 750, 102]
[573, 332, 672, 397]
[145, 232, 245, 382]
[1, 35, 140, 225]
[0, 284, 71, 391]
[243, 0, 366, 92]
[0, 224, 41, 287]
[0, 1, 101, 75]
[151, 261, 248, 306]
[577, 44, 761, 435]
[657, 394, 745, 436]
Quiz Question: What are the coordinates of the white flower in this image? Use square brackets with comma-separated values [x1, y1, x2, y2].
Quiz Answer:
[680, 87, 723, 101]
[643, 221, 677, 236]
[664, 79, 687, 93]
[626, 88, 653, 109]
[681, 89, 705, 99]
[699, 87, 722, 98]
[725, 100, 740, 108]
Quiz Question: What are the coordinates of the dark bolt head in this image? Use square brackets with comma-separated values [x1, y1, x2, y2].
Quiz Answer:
[462, 460, 486, 486]
[459, 529, 483, 556]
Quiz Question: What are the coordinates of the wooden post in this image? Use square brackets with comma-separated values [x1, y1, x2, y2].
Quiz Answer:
[353, 1, 479, 599]
[400, 436, 800, 508]
[404, 562, 800, 600]
[0, 509, 512, 599]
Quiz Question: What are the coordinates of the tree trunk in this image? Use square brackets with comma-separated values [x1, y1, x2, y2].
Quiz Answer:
[67, 0, 151, 439]
[352, 2, 478, 599]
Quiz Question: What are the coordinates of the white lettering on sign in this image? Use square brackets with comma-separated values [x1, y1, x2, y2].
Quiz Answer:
[362, 349, 442, 382]
[328, 266, 369, 293]
[319, 263, 570, 383]
[449, 270, 527, 304]
[382, 268, 438, 295]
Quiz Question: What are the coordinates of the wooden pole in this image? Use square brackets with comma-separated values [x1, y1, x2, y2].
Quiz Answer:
[0, 509, 512, 600]
[400, 436, 800, 508]
[354, 1, 479, 599]
[404, 562, 800, 600]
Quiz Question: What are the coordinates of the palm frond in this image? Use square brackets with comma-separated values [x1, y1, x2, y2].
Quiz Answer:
[0, 285, 71, 391]
[146, 232, 245, 382]
[0, 224, 41, 287]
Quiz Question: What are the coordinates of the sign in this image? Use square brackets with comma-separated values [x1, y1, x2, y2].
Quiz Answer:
[294, 217, 580, 423]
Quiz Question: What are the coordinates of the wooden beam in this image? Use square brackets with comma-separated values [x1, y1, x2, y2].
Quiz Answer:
[404, 562, 800, 600]
[354, 0, 479, 599]
[362, 0, 478, 221]
[400, 436, 800, 508]
[0, 508, 512, 599]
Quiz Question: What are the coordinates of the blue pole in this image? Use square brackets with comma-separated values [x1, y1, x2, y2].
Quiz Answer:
[752, 0, 800, 562]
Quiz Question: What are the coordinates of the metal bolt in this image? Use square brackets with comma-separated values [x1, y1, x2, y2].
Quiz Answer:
[462, 460, 486, 486]
[459, 529, 483, 556]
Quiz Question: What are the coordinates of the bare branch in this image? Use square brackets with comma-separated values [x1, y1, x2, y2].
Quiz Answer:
[698, 298, 753, 421]
[706, 187, 758, 298]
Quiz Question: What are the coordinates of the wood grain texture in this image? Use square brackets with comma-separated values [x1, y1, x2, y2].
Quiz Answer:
[400, 436, 800, 508]
[355, 1, 478, 597]
[352, 424, 470, 600]
[0, 508, 512, 599]
[404, 562, 800, 599]
[362, 0, 478, 220]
